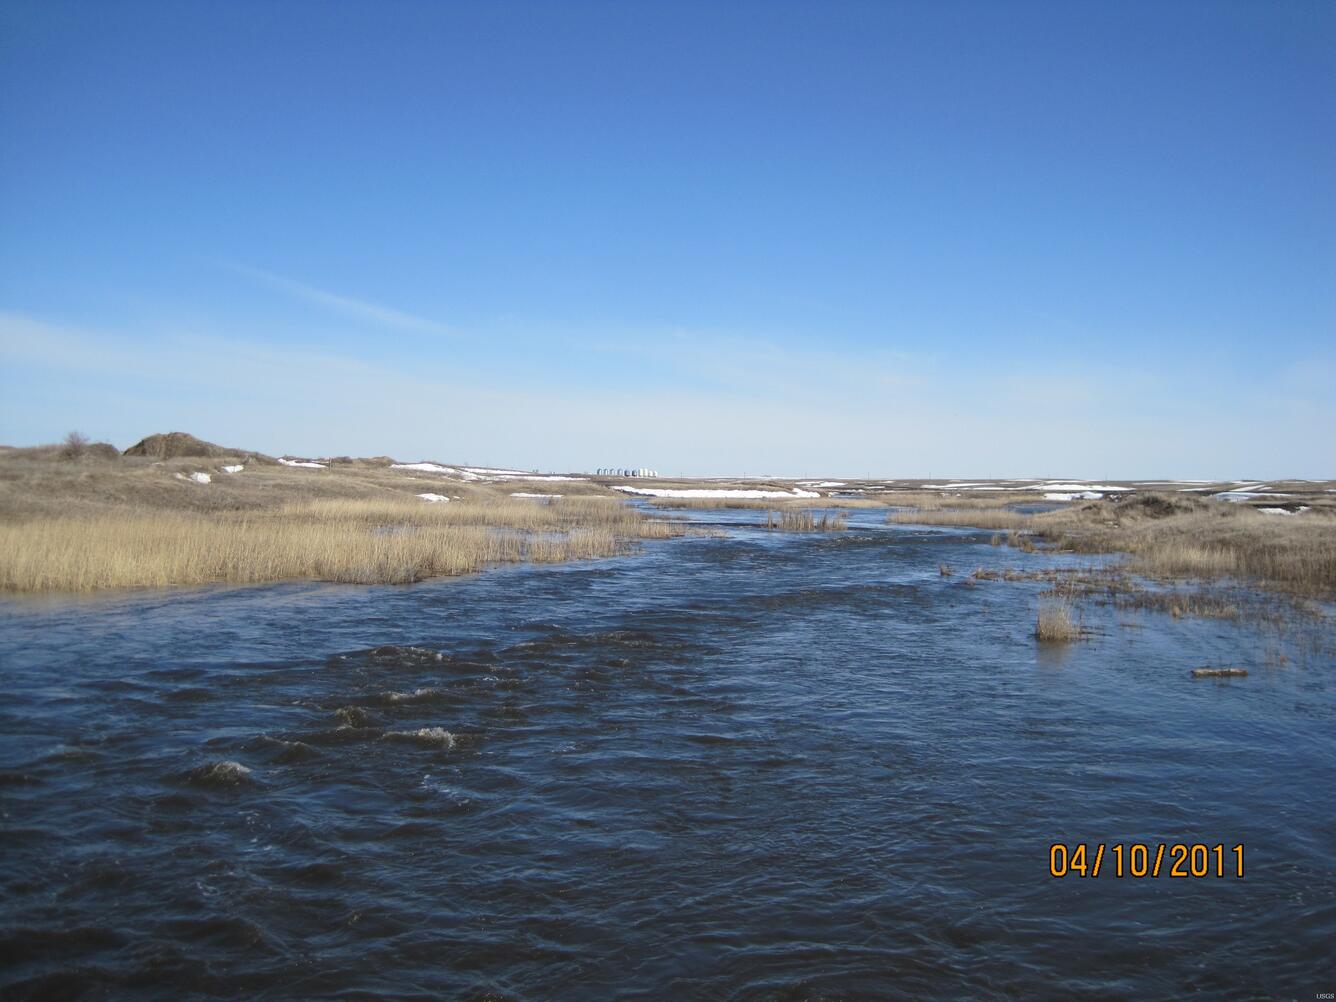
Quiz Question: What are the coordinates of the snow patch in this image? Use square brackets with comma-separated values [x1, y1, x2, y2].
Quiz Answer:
[921, 481, 1131, 492]
[279, 457, 326, 469]
[511, 492, 563, 499]
[1215, 490, 1292, 502]
[391, 462, 480, 479]
[416, 493, 449, 503]
[221, 465, 244, 474]
[1044, 491, 1103, 501]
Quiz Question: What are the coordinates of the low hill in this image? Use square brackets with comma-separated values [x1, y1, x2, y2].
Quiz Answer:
[122, 431, 267, 460]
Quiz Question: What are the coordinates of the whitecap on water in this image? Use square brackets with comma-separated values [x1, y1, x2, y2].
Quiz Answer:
[380, 687, 443, 704]
[384, 727, 457, 749]
[185, 760, 253, 786]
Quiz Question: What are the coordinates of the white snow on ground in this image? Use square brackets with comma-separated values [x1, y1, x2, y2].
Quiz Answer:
[279, 458, 326, 469]
[921, 481, 1131, 492]
[416, 493, 449, 503]
[1257, 507, 1309, 516]
[614, 486, 821, 499]
[190, 472, 211, 484]
[1032, 483, 1130, 492]
[1135, 480, 1214, 485]
[1214, 489, 1291, 502]
[1044, 491, 1103, 501]
[221, 465, 244, 474]
[390, 463, 585, 482]
[797, 481, 847, 488]
[511, 492, 563, 499]
[391, 462, 482, 479]
[504, 475, 588, 481]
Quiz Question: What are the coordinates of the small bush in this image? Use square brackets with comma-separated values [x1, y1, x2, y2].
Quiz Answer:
[60, 431, 89, 460]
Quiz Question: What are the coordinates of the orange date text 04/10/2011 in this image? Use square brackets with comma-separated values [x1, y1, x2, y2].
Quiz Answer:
[1049, 843, 1245, 879]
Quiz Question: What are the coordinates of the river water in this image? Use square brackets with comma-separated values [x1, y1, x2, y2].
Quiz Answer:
[2, 508, 1334, 999]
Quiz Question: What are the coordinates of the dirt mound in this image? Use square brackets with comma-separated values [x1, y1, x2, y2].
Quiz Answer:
[123, 432, 255, 459]
[1111, 492, 1208, 520]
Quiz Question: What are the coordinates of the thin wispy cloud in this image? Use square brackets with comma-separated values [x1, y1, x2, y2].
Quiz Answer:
[5, 309, 1331, 479]
[222, 262, 451, 335]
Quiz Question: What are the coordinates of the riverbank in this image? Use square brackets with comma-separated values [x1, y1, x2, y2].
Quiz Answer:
[0, 447, 677, 592]
[889, 492, 1336, 596]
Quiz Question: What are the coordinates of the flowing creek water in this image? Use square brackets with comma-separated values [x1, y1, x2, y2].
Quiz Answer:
[2, 507, 1334, 999]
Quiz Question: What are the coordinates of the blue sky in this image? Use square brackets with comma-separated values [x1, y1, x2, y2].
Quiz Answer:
[1, 0, 1332, 477]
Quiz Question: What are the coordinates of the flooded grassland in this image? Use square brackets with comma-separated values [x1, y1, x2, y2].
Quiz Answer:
[2, 504, 1334, 999]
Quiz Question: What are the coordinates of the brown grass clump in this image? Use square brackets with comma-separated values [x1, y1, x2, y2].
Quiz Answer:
[1008, 530, 1037, 552]
[765, 509, 848, 532]
[1035, 600, 1081, 642]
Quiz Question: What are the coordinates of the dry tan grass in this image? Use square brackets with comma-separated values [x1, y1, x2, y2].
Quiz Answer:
[647, 496, 885, 510]
[885, 491, 1336, 596]
[882, 491, 1045, 510]
[0, 488, 677, 593]
[1035, 600, 1081, 642]
[1034, 495, 1336, 596]
[1114, 590, 1241, 620]
[0, 452, 853, 592]
[886, 509, 1032, 530]
[765, 509, 848, 532]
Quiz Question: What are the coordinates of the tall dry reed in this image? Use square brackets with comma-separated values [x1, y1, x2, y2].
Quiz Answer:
[0, 497, 676, 592]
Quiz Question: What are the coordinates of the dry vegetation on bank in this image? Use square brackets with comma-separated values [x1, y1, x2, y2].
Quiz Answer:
[0, 498, 676, 592]
[647, 496, 886, 510]
[881, 490, 1046, 509]
[887, 508, 1032, 530]
[893, 492, 1336, 596]
[0, 445, 677, 593]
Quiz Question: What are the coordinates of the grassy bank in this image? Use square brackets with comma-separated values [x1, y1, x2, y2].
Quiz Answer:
[0, 446, 682, 592]
[0, 497, 678, 592]
[892, 493, 1336, 596]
